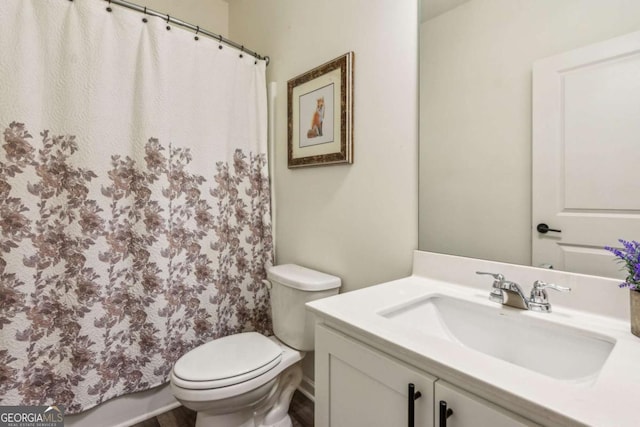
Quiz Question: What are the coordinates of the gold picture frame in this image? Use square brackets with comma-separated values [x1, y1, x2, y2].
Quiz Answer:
[287, 52, 354, 168]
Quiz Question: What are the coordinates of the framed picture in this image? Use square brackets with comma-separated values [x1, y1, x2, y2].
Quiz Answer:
[287, 52, 354, 168]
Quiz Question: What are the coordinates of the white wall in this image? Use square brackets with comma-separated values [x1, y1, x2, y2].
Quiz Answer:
[228, 0, 418, 386]
[419, 0, 640, 266]
[229, 1, 419, 292]
[421, 0, 471, 22]
[146, 0, 228, 36]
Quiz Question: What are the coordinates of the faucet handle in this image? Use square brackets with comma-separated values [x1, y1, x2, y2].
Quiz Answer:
[477, 272, 506, 303]
[532, 280, 571, 293]
[529, 280, 570, 313]
[476, 271, 505, 281]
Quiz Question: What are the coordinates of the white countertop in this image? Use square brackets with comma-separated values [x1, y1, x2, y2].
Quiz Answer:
[306, 251, 640, 427]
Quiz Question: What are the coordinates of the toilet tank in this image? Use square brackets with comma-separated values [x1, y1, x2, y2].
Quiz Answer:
[267, 264, 341, 351]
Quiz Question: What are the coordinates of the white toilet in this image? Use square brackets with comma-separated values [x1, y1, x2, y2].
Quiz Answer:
[170, 264, 341, 427]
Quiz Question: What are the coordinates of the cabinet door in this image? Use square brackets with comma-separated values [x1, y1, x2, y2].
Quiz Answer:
[435, 381, 540, 427]
[316, 324, 436, 427]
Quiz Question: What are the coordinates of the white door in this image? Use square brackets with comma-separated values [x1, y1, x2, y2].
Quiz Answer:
[532, 30, 640, 277]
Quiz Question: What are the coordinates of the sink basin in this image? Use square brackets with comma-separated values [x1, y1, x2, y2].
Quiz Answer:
[380, 295, 615, 382]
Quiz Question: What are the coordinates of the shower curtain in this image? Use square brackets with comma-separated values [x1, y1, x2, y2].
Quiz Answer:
[0, 0, 272, 413]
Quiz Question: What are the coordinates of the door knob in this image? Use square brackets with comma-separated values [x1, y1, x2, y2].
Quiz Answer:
[536, 223, 561, 234]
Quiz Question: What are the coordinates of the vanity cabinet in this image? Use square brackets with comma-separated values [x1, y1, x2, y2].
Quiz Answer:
[435, 381, 539, 427]
[315, 324, 435, 427]
[315, 324, 540, 427]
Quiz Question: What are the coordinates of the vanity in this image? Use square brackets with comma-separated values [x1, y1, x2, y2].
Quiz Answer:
[306, 251, 639, 427]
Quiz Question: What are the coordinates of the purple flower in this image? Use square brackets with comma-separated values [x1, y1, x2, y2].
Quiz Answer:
[606, 239, 640, 291]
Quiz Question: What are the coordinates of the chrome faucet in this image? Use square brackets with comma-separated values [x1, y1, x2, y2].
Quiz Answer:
[476, 272, 570, 313]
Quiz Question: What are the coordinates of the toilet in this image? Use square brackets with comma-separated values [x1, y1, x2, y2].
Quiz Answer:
[170, 264, 341, 427]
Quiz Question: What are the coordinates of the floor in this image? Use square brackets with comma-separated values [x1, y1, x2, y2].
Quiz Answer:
[130, 390, 314, 427]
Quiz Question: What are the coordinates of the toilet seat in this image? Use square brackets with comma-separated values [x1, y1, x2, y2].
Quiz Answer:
[171, 335, 304, 404]
[172, 332, 283, 390]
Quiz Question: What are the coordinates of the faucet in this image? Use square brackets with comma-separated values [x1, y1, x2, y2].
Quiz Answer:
[476, 272, 570, 313]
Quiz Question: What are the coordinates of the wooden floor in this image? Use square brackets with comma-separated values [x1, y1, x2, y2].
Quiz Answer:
[130, 390, 314, 427]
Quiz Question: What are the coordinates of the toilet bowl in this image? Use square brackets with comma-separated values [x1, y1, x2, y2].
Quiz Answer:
[170, 334, 303, 427]
[170, 264, 341, 427]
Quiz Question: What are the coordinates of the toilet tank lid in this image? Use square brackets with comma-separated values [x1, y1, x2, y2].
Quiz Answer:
[267, 264, 341, 291]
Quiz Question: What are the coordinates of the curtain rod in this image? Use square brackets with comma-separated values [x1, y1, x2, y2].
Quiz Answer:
[103, 0, 270, 65]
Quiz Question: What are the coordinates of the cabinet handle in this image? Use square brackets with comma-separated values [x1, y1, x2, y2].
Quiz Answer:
[439, 400, 454, 427]
[408, 383, 422, 427]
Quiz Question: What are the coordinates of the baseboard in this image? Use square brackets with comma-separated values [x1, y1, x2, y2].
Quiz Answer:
[297, 375, 315, 402]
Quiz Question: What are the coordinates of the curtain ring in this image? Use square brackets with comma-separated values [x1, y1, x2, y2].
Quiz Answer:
[166, 15, 171, 30]
[239, 45, 244, 58]
[142, 7, 148, 23]
[106, 0, 112, 12]
[194, 26, 200, 41]
[218, 35, 223, 50]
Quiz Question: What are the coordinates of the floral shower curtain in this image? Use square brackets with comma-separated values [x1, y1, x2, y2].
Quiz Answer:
[0, 0, 272, 413]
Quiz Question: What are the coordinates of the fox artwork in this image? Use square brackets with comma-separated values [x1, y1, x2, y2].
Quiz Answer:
[306, 96, 325, 138]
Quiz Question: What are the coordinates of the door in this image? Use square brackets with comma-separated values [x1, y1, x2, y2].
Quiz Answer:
[435, 381, 539, 427]
[315, 324, 435, 427]
[532, 30, 640, 277]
